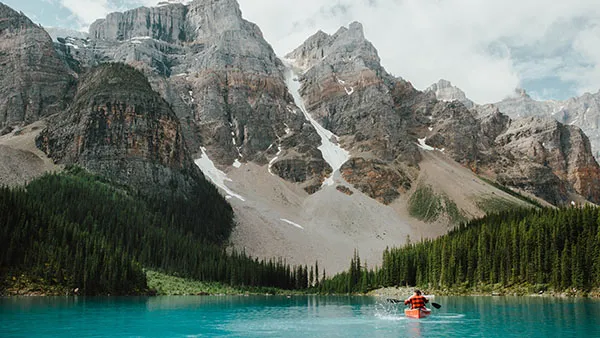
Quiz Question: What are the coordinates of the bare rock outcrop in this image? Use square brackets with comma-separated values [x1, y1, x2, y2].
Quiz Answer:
[56, 0, 330, 193]
[0, 3, 75, 127]
[425, 79, 474, 109]
[37, 63, 206, 197]
[285, 22, 421, 203]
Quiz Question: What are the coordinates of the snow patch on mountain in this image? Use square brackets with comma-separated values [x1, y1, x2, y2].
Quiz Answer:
[280, 219, 304, 230]
[283, 62, 350, 185]
[417, 138, 435, 151]
[194, 148, 245, 201]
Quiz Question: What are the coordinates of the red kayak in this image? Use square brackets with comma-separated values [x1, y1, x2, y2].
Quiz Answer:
[404, 308, 431, 319]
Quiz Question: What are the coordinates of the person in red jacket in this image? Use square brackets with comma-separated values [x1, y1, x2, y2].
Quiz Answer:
[404, 289, 429, 309]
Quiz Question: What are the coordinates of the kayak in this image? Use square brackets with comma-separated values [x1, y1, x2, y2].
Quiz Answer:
[404, 308, 431, 319]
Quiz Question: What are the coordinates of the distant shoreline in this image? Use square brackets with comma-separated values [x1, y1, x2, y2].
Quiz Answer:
[367, 286, 600, 299]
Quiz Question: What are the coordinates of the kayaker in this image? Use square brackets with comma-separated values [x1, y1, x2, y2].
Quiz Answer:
[404, 289, 429, 310]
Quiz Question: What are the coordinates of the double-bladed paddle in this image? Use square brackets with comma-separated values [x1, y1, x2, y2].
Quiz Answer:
[386, 298, 442, 309]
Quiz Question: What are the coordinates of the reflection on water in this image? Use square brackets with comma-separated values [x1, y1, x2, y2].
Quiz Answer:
[1, 295, 599, 337]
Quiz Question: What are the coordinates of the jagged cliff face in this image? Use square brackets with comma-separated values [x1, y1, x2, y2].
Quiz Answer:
[285, 22, 422, 203]
[424, 80, 600, 205]
[285, 22, 600, 206]
[59, 0, 329, 193]
[425, 101, 600, 204]
[37, 63, 204, 197]
[12, 0, 600, 206]
[493, 89, 600, 160]
[494, 117, 600, 204]
[0, 3, 74, 128]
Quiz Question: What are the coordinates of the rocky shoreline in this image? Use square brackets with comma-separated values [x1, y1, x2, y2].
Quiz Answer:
[368, 286, 600, 299]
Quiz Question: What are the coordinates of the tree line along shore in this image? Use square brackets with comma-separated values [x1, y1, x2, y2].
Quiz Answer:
[2, 169, 599, 297]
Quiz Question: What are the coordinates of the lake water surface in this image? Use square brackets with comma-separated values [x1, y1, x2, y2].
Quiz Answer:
[1, 295, 598, 337]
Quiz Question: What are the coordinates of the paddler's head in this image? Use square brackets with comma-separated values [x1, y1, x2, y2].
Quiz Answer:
[414, 289, 422, 295]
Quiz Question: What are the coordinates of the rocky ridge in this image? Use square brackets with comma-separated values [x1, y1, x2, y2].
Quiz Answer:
[5, 0, 600, 207]
[493, 89, 600, 160]
[289, 27, 600, 206]
[425, 79, 474, 109]
[286, 22, 422, 203]
[36, 63, 206, 198]
[57, 0, 330, 193]
[424, 89, 600, 204]
[0, 3, 75, 128]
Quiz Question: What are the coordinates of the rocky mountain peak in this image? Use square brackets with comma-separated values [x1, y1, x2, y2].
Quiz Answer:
[71, 0, 332, 193]
[426, 79, 474, 109]
[347, 21, 365, 39]
[37, 63, 204, 197]
[286, 21, 379, 73]
[185, 0, 250, 42]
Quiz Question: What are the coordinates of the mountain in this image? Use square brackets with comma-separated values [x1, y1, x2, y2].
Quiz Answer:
[49, 6, 537, 272]
[492, 89, 600, 160]
[0, 3, 75, 128]
[59, 0, 330, 193]
[425, 79, 474, 109]
[36, 63, 207, 198]
[425, 81, 600, 204]
[286, 23, 600, 206]
[2, 0, 600, 276]
[286, 22, 421, 203]
[427, 80, 600, 162]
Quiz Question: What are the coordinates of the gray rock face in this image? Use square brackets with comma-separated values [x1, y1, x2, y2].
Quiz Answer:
[59, 0, 330, 193]
[0, 3, 75, 127]
[286, 22, 424, 203]
[495, 117, 600, 204]
[37, 63, 204, 197]
[424, 80, 600, 204]
[426, 103, 600, 204]
[493, 89, 600, 160]
[425, 79, 474, 109]
[89, 4, 187, 43]
[289, 24, 600, 205]
[6, 0, 600, 207]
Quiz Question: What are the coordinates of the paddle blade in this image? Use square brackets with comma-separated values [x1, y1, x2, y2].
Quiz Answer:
[431, 302, 441, 309]
[386, 298, 402, 304]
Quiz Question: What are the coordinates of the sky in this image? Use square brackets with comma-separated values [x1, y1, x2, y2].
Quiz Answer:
[4, 0, 600, 104]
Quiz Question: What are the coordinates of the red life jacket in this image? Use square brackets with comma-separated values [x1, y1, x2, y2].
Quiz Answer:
[405, 295, 428, 309]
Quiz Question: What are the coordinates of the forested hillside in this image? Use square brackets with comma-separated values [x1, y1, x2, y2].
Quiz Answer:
[320, 207, 600, 294]
[0, 168, 311, 295]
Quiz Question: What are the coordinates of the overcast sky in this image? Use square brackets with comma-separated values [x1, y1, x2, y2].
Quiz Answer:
[5, 0, 600, 103]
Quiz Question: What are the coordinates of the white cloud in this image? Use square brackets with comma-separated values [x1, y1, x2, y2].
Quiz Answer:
[238, 0, 600, 103]
[562, 23, 600, 95]
[59, 0, 110, 26]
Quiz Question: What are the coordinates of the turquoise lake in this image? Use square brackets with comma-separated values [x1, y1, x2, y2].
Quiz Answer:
[1, 295, 599, 337]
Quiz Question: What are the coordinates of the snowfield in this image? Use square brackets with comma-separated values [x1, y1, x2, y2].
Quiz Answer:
[194, 148, 245, 201]
[283, 62, 350, 185]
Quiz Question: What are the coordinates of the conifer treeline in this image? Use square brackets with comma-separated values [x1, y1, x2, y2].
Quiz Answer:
[320, 207, 600, 293]
[0, 169, 313, 295]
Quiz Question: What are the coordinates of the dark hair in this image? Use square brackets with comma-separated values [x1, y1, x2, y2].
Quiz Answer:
[414, 289, 422, 295]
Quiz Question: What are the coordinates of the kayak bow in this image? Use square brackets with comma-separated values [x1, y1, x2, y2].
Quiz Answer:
[404, 308, 431, 319]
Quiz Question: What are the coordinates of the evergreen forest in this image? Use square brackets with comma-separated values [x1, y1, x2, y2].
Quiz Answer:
[0, 168, 313, 295]
[319, 207, 600, 294]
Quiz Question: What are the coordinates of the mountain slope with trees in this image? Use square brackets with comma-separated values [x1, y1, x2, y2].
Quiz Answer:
[0, 168, 313, 295]
[320, 206, 600, 295]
